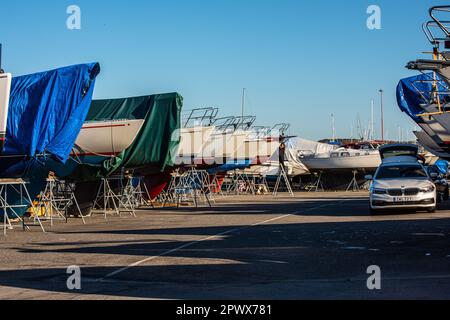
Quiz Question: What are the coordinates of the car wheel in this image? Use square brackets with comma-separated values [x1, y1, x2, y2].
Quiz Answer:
[427, 207, 436, 213]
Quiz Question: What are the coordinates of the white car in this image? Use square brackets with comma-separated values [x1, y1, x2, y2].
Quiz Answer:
[366, 144, 437, 215]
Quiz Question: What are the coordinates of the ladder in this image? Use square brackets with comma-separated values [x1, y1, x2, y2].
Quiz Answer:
[273, 164, 294, 197]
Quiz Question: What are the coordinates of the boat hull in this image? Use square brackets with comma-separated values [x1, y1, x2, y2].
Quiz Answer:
[301, 153, 381, 171]
[74, 119, 144, 157]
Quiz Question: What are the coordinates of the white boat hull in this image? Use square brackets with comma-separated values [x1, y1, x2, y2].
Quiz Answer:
[176, 126, 215, 164]
[73, 119, 144, 157]
[302, 153, 381, 171]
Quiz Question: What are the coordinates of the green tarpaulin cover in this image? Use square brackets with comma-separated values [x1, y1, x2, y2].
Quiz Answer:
[71, 93, 182, 180]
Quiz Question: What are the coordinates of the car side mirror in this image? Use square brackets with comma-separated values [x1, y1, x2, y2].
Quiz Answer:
[365, 175, 373, 181]
[430, 172, 438, 179]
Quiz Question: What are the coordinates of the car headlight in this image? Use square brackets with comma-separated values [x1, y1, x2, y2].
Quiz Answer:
[372, 188, 387, 195]
[420, 185, 436, 193]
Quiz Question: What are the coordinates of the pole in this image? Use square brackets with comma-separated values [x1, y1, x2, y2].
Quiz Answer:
[379, 89, 384, 142]
[371, 99, 374, 141]
[241, 88, 246, 125]
[331, 113, 336, 142]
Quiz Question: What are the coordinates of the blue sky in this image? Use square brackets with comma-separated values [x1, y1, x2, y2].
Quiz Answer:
[1, 0, 448, 140]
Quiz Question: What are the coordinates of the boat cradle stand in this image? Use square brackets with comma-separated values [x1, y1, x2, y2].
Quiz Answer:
[37, 178, 87, 226]
[0, 179, 44, 235]
[307, 171, 325, 193]
[92, 176, 136, 219]
[346, 170, 360, 192]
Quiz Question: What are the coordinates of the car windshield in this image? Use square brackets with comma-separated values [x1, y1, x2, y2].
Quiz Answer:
[375, 165, 427, 180]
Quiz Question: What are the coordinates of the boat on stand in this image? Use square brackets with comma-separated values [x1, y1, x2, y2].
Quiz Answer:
[300, 142, 382, 190]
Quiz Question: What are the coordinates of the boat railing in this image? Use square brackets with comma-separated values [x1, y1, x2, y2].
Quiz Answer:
[211, 115, 256, 133]
[251, 126, 272, 139]
[182, 107, 219, 128]
[429, 6, 450, 38]
[234, 116, 256, 131]
[211, 116, 240, 133]
[269, 123, 290, 137]
[423, 20, 450, 49]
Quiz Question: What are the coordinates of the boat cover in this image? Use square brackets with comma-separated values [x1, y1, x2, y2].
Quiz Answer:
[71, 93, 182, 180]
[396, 73, 448, 123]
[433, 159, 449, 175]
[3, 63, 100, 162]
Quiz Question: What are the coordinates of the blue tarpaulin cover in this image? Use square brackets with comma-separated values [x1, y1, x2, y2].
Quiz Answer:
[434, 159, 449, 175]
[396, 73, 448, 123]
[3, 63, 100, 162]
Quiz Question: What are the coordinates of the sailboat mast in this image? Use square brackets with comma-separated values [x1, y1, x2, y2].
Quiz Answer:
[241, 88, 246, 126]
[331, 113, 336, 142]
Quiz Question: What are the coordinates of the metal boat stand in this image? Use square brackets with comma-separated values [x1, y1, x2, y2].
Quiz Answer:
[307, 171, 325, 193]
[160, 172, 179, 205]
[273, 164, 294, 197]
[228, 170, 256, 195]
[92, 176, 136, 219]
[37, 178, 86, 226]
[122, 175, 153, 209]
[0, 179, 43, 235]
[346, 170, 360, 192]
[169, 166, 212, 208]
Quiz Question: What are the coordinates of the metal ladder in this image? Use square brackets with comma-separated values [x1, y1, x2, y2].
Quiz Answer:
[273, 164, 294, 197]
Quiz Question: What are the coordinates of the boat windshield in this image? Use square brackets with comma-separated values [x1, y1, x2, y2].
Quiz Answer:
[375, 164, 428, 180]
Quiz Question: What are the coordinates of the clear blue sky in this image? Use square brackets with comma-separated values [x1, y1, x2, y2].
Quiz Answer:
[1, 0, 447, 140]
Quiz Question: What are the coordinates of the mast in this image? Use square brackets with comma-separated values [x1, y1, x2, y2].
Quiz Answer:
[241, 88, 246, 127]
[331, 113, 336, 142]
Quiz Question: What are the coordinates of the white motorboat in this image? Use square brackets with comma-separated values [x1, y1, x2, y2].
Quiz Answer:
[194, 117, 251, 166]
[0, 73, 11, 149]
[176, 126, 215, 165]
[73, 119, 144, 157]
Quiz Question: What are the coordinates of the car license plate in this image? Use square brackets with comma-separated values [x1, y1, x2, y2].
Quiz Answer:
[393, 197, 414, 203]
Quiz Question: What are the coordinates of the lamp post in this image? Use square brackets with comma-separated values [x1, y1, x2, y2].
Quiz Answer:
[379, 89, 384, 142]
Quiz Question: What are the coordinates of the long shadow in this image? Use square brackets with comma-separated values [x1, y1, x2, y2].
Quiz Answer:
[96, 198, 372, 220]
[5, 216, 450, 299]
[3, 196, 450, 299]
